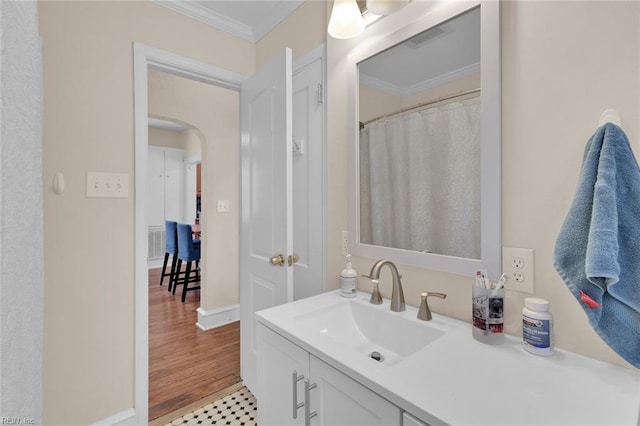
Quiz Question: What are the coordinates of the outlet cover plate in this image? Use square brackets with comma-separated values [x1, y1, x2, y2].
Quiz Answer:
[502, 247, 535, 294]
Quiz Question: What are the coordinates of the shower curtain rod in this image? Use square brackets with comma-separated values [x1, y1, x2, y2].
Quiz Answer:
[360, 87, 481, 128]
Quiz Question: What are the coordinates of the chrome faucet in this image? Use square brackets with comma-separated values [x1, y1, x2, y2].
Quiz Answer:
[363, 260, 406, 312]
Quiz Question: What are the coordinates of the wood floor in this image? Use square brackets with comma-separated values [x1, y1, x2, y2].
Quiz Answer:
[148, 267, 241, 421]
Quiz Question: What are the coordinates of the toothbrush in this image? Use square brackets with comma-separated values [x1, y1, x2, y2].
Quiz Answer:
[475, 271, 485, 288]
[480, 270, 490, 289]
[493, 273, 508, 291]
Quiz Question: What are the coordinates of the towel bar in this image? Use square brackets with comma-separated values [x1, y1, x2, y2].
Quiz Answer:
[599, 109, 621, 126]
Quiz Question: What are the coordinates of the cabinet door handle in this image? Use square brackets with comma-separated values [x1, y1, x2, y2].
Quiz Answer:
[292, 370, 305, 419]
[304, 379, 318, 426]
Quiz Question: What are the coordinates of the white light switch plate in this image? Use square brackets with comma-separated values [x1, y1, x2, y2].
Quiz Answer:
[87, 172, 129, 198]
[217, 199, 230, 213]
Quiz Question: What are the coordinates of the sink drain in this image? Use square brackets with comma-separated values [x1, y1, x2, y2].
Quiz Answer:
[370, 351, 383, 362]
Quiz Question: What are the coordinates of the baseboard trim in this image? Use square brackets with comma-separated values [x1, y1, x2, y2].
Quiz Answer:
[196, 304, 240, 331]
[148, 258, 163, 269]
[90, 408, 136, 426]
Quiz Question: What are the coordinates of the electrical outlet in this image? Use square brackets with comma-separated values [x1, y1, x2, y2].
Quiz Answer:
[341, 231, 349, 256]
[502, 247, 535, 293]
[513, 271, 525, 282]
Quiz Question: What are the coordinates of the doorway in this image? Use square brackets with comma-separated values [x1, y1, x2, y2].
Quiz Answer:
[134, 43, 326, 424]
[134, 43, 245, 424]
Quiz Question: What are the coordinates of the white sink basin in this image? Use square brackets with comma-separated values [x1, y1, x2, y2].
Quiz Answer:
[296, 298, 444, 365]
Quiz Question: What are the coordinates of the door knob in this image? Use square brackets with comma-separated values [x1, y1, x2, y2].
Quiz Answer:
[270, 254, 285, 267]
[288, 254, 299, 266]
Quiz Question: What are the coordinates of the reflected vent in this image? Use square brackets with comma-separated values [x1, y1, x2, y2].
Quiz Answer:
[405, 26, 449, 49]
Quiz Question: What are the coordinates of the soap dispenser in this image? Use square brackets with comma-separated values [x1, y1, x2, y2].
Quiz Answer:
[340, 254, 357, 298]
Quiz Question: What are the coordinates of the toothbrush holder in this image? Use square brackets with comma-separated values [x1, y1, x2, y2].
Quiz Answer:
[472, 284, 505, 345]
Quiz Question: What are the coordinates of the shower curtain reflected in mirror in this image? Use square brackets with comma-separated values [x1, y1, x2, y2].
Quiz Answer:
[359, 97, 481, 259]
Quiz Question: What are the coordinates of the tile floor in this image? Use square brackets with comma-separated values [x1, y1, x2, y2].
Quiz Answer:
[164, 387, 256, 426]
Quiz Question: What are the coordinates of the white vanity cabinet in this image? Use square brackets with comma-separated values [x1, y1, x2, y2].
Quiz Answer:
[256, 323, 401, 426]
[403, 412, 429, 426]
[256, 322, 309, 425]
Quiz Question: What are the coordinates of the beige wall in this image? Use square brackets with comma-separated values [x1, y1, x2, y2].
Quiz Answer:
[148, 127, 185, 149]
[39, 1, 254, 423]
[256, 0, 327, 67]
[148, 69, 240, 312]
[184, 128, 203, 161]
[328, 0, 640, 370]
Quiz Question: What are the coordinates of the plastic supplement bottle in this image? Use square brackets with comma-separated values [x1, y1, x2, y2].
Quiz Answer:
[522, 298, 554, 356]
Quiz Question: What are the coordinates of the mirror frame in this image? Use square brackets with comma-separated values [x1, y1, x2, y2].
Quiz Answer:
[347, 0, 501, 278]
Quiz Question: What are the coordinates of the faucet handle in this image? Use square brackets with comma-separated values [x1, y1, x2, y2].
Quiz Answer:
[417, 291, 447, 321]
[425, 291, 447, 300]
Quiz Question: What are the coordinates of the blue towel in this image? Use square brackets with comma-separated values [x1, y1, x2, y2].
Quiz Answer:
[554, 123, 640, 368]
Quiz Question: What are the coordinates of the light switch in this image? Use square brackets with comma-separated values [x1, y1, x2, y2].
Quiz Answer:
[87, 172, 129, 198]
[217, 199, 230, 213]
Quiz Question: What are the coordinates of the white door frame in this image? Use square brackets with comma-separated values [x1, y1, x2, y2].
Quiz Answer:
[132, 42, 245, 425]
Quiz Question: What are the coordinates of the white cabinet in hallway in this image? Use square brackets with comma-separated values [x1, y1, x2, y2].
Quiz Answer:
[148, 146, 186, 227]
[147, 146, 186, 261]
[256, 323, 401, 426]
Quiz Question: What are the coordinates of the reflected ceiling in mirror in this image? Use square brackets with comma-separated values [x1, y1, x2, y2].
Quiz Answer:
[358, 7, 481, 260]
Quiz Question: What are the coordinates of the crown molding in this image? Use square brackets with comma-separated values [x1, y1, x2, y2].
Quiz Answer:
[360, 61, 480, 98]
[252, 1, 304, 41]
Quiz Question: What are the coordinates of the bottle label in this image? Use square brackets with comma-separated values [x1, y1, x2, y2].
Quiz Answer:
[523, 315, 551, 348]
[341, 276, 357, 296]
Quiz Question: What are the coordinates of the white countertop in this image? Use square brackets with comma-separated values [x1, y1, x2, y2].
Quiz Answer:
[256, 290, 640, 426]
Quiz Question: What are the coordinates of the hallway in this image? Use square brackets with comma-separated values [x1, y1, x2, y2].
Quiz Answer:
[148, 267, 241, 420]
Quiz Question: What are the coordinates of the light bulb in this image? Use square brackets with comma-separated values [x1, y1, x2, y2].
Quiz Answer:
[365, 0, 409, 16]
[328, 0, 365, 39]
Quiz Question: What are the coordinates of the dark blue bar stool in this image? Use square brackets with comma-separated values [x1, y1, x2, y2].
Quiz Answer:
[159, 221, 178, 290]
[173, 223, 201, 302]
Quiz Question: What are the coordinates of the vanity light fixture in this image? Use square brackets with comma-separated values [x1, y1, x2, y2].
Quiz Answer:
[328, 0, 365, 39]
[365, 0, 409, 16]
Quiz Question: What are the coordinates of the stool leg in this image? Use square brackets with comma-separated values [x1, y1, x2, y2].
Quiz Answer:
[168, 254, 178, 292]
[159, 252, 170, 286]
[182, 261, 192, 303]
[172, 259, 183, 296]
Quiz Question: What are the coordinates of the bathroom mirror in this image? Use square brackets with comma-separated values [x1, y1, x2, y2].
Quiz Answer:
[348, 0, 501, 278]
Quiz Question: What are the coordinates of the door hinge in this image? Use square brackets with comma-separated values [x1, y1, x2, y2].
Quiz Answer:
[317, 83, 323, 104]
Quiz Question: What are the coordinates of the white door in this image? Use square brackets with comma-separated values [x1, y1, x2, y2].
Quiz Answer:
[292, 48, 325, 301]
[148, 146, 166, 227]
[240, 48, 293, 392]
[163, 148, 185, 222]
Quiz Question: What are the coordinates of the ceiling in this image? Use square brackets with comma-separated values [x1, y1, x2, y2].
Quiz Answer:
[153, 0, 304, 42]
[359, 6, 480, 97]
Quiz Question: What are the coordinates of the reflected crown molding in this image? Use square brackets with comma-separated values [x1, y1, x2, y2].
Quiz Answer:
[360, 61, 480, 97]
